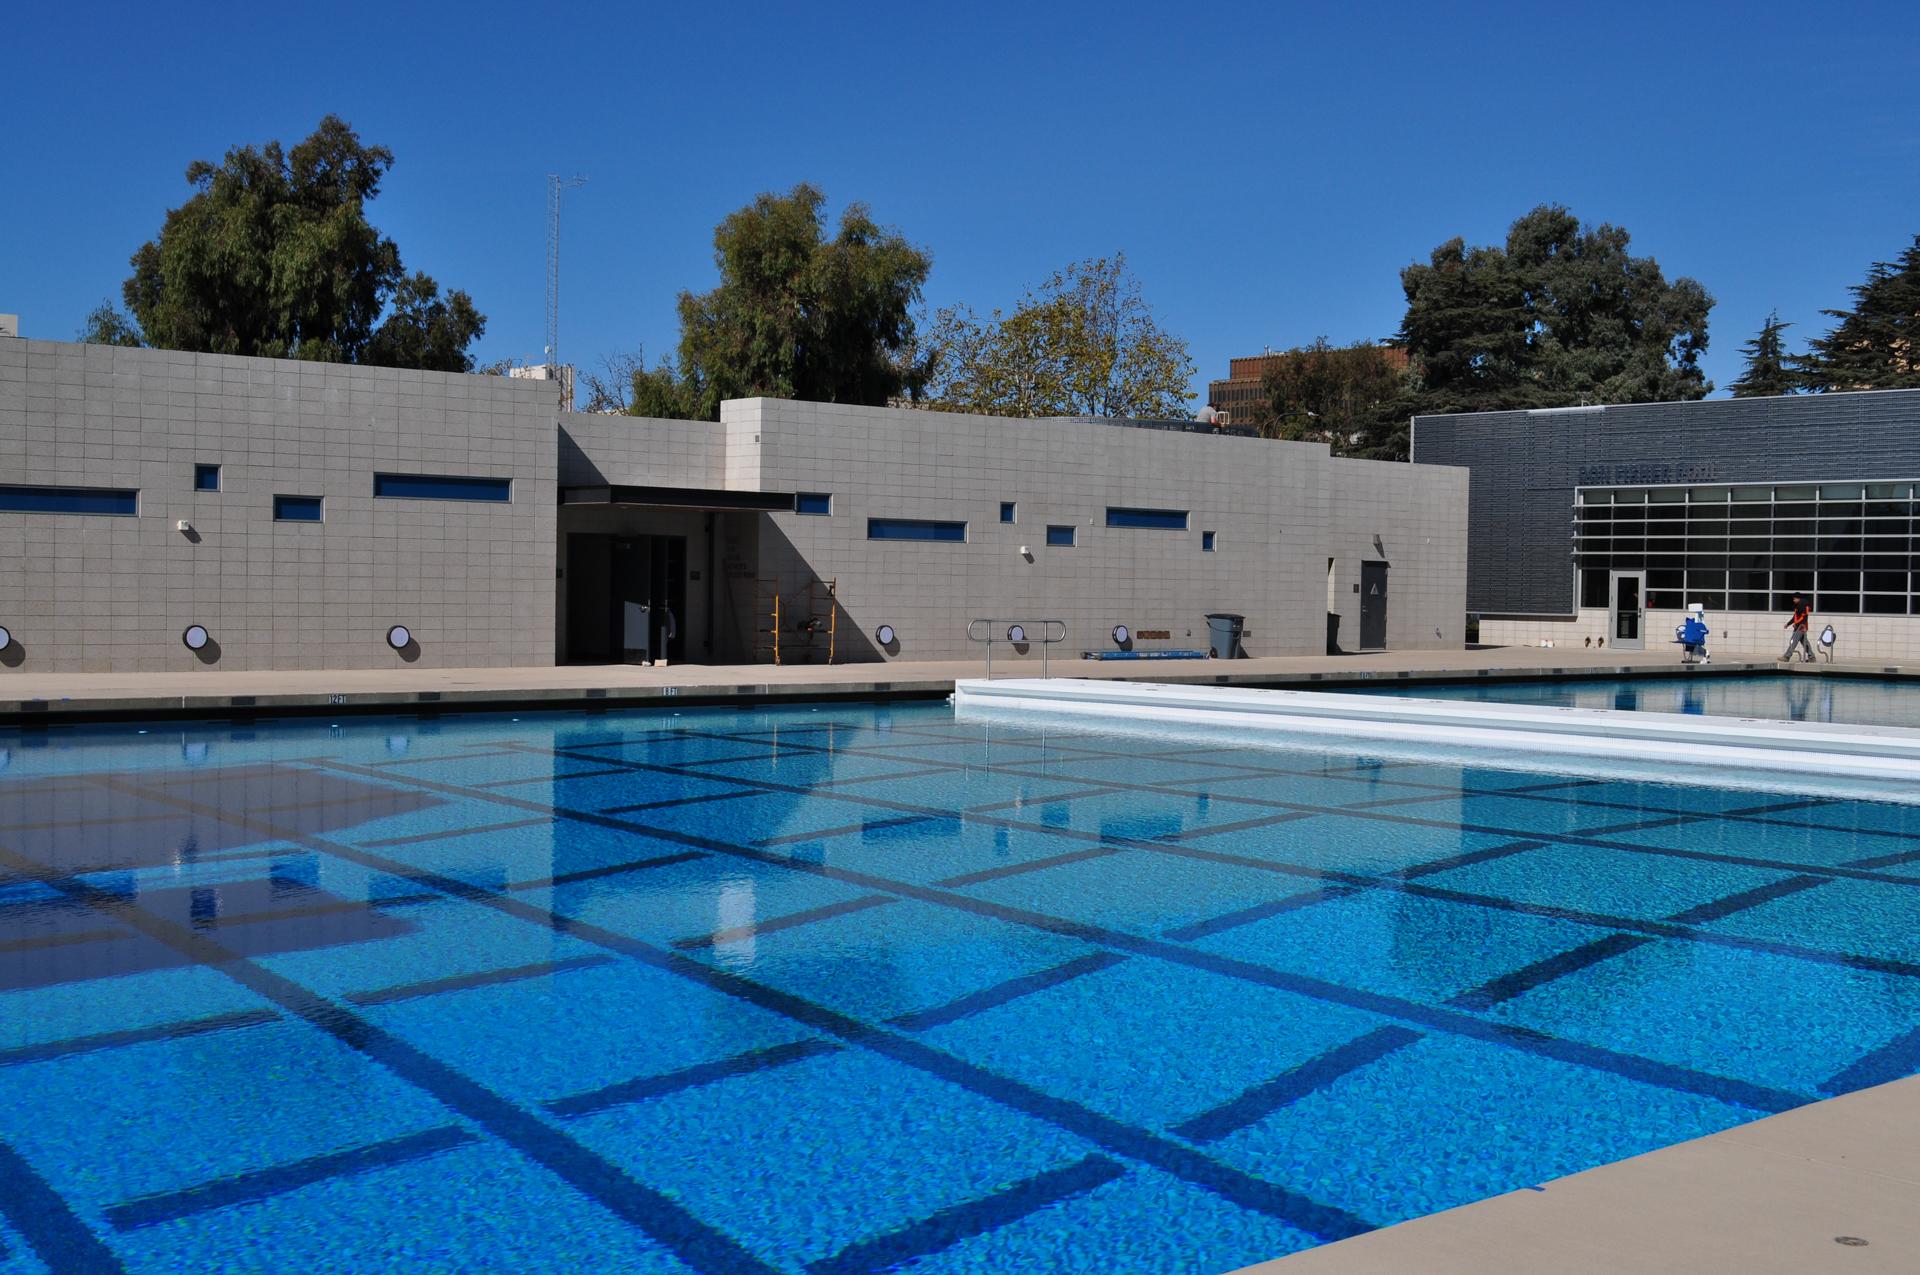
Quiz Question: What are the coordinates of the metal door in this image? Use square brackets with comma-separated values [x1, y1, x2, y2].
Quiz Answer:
[1610, 571, 1645, 651]
[1359, 561, 1389, 650]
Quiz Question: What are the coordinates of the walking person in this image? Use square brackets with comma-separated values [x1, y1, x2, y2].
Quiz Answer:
[1782, 593, 1815, 663]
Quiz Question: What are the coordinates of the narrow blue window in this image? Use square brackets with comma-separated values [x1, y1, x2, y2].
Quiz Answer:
[1106, 506, 1189, 530]
[1046, 524, 1076, 547]
[193, 464, 221, 492]
[1202, 530, 1216, 552]
[274, 495, 324, 522]
[0, 484, 138, 516]
[373, 473, 512, 502]
[868, 518, 966, 542]
[795, 492, 832, 515]
[1000, 501, 1016, 523]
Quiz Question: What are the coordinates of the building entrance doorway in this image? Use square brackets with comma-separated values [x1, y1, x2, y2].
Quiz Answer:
[1359, 561, 1389, 649]
[565, 534, 688, 663]
[1610, 571, 1645, 651]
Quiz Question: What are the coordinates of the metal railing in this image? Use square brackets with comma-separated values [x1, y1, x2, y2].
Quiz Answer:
[966, 619, 1068, 680]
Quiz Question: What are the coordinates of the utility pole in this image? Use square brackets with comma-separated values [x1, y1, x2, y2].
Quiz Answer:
[546, 173, 586, 407]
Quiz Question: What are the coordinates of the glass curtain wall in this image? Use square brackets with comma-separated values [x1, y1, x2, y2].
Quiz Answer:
[1575, 481, 1917, 616]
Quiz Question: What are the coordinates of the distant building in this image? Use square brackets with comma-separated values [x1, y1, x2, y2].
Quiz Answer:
[1207, 346, 1409, 427]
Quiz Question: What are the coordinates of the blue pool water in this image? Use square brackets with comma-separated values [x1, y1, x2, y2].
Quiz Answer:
[1348, 672, 1920, 727]
[4, 701, 1920, 1273]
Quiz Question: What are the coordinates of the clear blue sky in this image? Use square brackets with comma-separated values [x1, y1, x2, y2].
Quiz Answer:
[5, 0, 1915, 401]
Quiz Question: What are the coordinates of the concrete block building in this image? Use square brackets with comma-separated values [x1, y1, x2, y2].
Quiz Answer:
[1412, 390, 1920, 660]
[1, 335, 1468, 674]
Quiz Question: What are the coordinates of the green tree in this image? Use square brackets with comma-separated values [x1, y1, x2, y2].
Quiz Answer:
[919, 254, 1195, 418]
[638, 184, 930, 420]
[1257, 339, 1411, 457]
[77, 300, 143, 347]
[1398, 205, 1713, 416]
[1728, 311, 1798, 397]
[96, 115, 483, 370]
[1797, 236, 1920, 392]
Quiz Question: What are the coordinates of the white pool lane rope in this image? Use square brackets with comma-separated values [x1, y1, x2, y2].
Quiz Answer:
[954, 678, 1920, 792]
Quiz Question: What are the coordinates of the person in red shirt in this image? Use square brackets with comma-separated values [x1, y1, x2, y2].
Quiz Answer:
[1782, 594, 1814, 662]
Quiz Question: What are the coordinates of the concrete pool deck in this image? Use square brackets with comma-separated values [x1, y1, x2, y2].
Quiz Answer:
[1242, 1071, 1920, 1274]
[0, 645, 1839, 721]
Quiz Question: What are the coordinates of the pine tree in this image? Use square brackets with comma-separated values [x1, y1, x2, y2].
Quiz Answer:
[1798, 236, 1920, 392]
[1728, 311, 1798, 397]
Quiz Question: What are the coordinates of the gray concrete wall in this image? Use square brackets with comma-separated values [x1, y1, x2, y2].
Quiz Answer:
[685, 399, 1467, 664]
[0, 340, 556, 673]
[558, 414, 726, 489]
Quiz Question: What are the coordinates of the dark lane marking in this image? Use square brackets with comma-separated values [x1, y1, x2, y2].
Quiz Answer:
[1665, 875, 1830, 925]
[758, 814, 944, 846]
[1446, 934, 1658, 1012]
[503, 850, 707, 892]
[805, 1154, 1131, 1275]
[1160, 887, 1362, 943]
[1173, 1027, 1424, 1144]
[344, 954, 618, 1007]
[933, 845, 1131, 889]
[545, 1039, 842, 1119]
[1823, 1024, 1920, 1095]
[1153, 812, 1319, 842]
[1390, 839, 1546, 880]
[105, 1125, 480, 1231]
[670, 895, 898, 951]
[0, 927, 131, 955]
[0, 1134, 129, 1272]
[597, 789, 759, 816]
[889, 953, 1129, 1033]
[0, 1008, 281, 1069]
[965, 786, 1124, 814]
[358, 816, 552, 848]
[477, 768, 633, 789]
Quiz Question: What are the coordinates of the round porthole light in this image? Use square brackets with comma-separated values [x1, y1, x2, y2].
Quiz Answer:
[182, 624, 210, 651]
[386, 624, 412, 650]
[0, 625, 11, 651]
[1112, 624, 1131, 646]
[876, 624, 896, 645]
[1007, 624, 1026, 643]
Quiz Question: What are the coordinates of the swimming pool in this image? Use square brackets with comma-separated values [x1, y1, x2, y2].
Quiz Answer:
[4, 701, 1919, 1273]
[1351, 672, 1920, 728]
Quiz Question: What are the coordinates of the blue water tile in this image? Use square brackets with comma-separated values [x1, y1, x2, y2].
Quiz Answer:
[1011, 753, 1295, 787]
[957, 847, 1312, 937]
[0, 1218, 50, 1275]
[1489, 939, 1920, 1094]
[0, 1019, 455, 1208]
[370, 959, 814, 1107]
[1175, 814, 1522, 877]
[372, 752, 574, 788]
[256, 897, 592, 997]
[1699, 877, 1920, 966]
[821, 768, 1100, 813]
[1600, 816, 1906, 871]
[562, 734, 782, 768]
[1192, 887, 1614, 1005]
[924, 957, 1387, 1130]
[696, 898, 1092, 1023]
[544, 769, 751, 812]
[1425, 841, 1794, 922]
[0, 964, 271, 1054]
[569, 1048, 1094, 1268]
[994, 787, 1226, 842]
[118, 1138, 693, 1275]
[337, 796, 557, 845]
[546, 853, 874, 950]
[1764, 800, 1920, 840]
[1189, 768, 1437, 809]
[686, 750, 946, 788]
[615, 790, 866, 843]
[1213, 1033, 1754, 1227]
[897, 1164, 1322, 1274]
[353, 816, 691, 890]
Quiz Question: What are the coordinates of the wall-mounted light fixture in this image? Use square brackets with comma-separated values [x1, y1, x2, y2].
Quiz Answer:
[386, 624, 412, 650]
[182, 624, 211, 651]
[1112, 624, 1131, 646]
[0, 625, 11, 651]
[1008, 624, 1026, 643]
[876, 624, 896, 646]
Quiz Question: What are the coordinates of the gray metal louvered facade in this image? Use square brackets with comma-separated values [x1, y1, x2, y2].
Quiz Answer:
[1411, 391, 1920, 616]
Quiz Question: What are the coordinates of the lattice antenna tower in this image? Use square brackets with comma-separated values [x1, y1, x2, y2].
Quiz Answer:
[545, 174, 587, 372]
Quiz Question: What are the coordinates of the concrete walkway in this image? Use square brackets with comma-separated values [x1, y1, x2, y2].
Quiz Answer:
[1237, 1073, 1920, 1274]
[2, 645, 1781, 720]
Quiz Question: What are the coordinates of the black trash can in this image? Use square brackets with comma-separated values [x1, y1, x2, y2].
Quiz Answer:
[1325, 612, 1342, 655]
[1205, 613, 1245, 659]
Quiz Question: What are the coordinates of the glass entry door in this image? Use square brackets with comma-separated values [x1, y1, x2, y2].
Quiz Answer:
[1610, 571, 1645, 651]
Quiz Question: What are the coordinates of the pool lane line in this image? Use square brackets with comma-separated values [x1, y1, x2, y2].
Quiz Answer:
[343, 954, 619, 1008]
[670, 895, 898, 951]
[888, 952, 1130, 1033]
[168, 763, 1380, 1246]
[1447, 935, 1661, 1012]
[756, 813, 947, 846]
[0, 1135, 126, 1274]
[501, 849, 707, 892]
[1664, 874, 1832, 925]
[299, 755, 1815, 1119]
[1172, 1027, 1425, 1144]
[1159, 887, 1366, 943]
[357, 815, 554, 847]
[803, 1154, 1131, 1275]
[597, 788, 761, 816]
[103, 1125, 480, 1232]
[0, 1008, 281, 1070]
[0, 806, 783, 1275]
[544, 1039, 843, 1119]
[1822, 1023, 1920, 1095]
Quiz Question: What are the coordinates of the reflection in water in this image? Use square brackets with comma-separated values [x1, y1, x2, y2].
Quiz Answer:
[714, 877, 757, 968]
